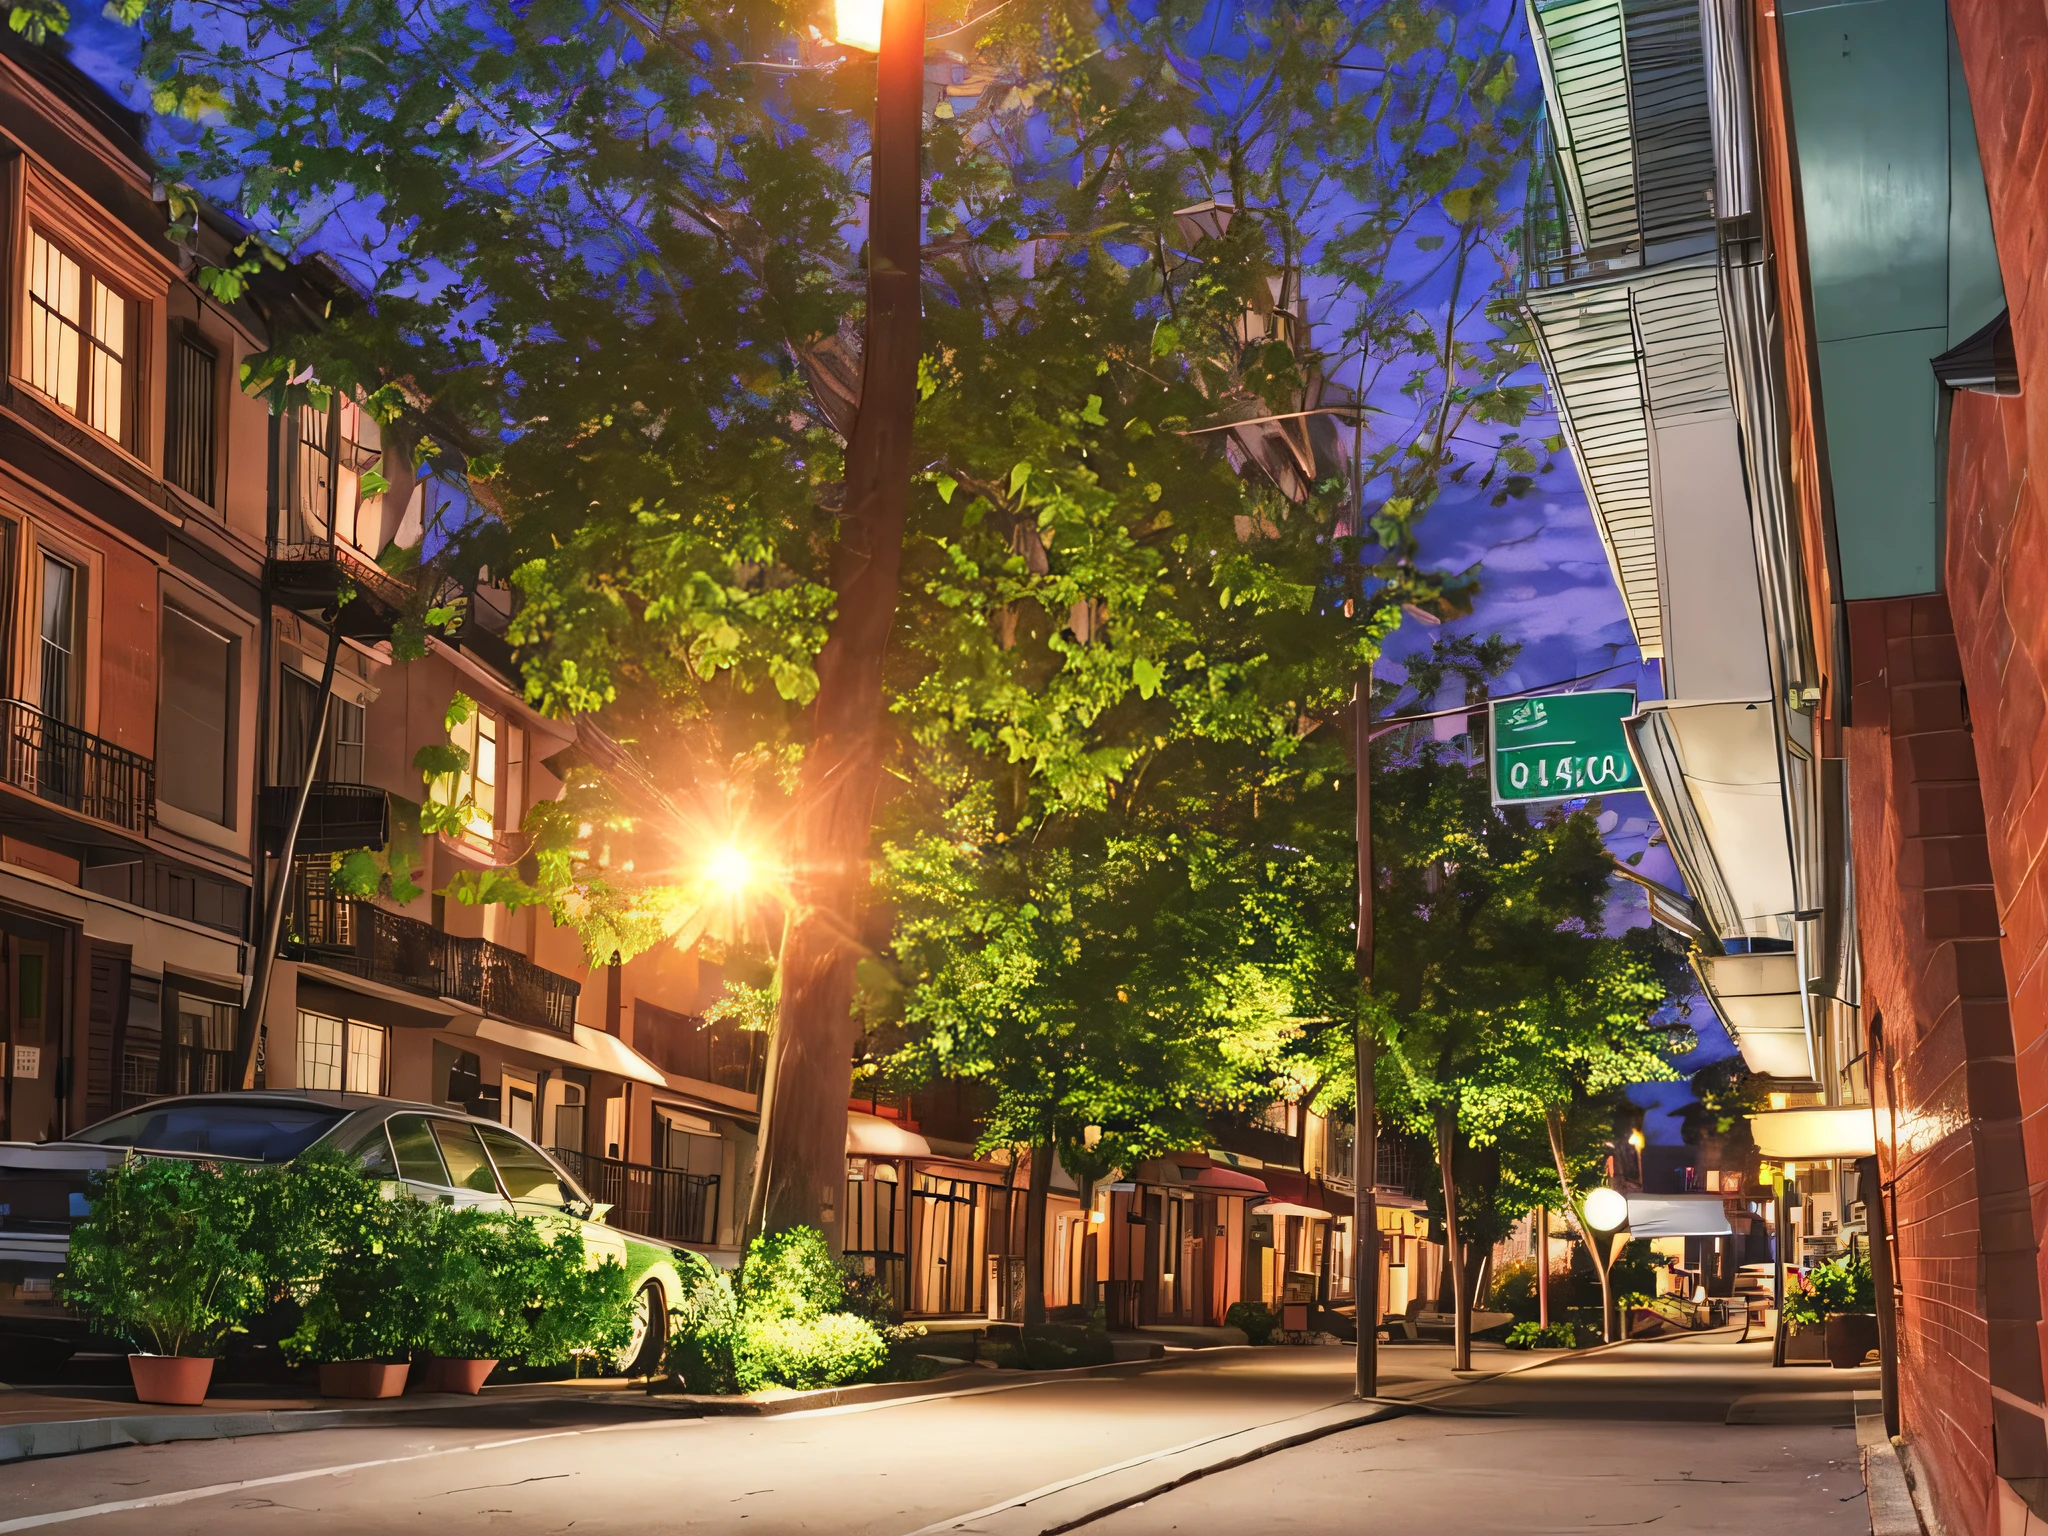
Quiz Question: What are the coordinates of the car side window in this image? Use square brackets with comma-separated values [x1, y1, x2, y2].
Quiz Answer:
[387, 1114, 451, 1186]
[431, 1119, 502, 1196]
[348, 1124, 398, 1179]
[478, 1126, 569, 1209]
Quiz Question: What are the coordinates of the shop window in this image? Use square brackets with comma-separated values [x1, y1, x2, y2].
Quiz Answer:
[26, 233, 136, 448]
[158, 607, 234, 825]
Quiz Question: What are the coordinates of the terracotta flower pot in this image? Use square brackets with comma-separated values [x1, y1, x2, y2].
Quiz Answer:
[127, 1354, 214, 1406]
[318, 1360, 410, 1399]
[415, 1357, 497, 1395]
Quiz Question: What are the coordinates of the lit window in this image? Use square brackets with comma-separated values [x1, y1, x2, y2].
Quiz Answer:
[346, 1021, 387, 1095]
[26, 233, 134, 446]
[437, 706, 498, 846]
[297, 1010, 344, 1091]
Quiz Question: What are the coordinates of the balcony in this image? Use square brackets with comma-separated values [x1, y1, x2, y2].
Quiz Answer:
[551, 1147, 720, 1247]
[259, 783, 390, 854]
[0, 699, 153, 834]
[269, 536, 417, 641]
[285, 863, 581, 1035]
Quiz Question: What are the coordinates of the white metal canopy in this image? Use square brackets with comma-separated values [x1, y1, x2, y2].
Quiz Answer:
[1623, 1195, 1736, 1238]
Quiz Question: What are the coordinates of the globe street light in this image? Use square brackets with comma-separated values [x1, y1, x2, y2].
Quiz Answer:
[1583, 1185, 1628, 1232]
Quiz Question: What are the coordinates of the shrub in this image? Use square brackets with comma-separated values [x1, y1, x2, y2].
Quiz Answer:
[58, 1156, 270, 1358]
[1504, 1321, 1580, 1350]
[1225, 1301, 1279, 1345]
[740, 1312, 888, 1390]
[1784, 1253, 1872, 1329]
[408, 1209, 635, 1366]
[283, 1181, 437, 1364]
[666, 1226, 886, 1394]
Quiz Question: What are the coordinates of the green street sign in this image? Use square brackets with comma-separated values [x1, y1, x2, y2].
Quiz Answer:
[1489, 689, 1640, 805]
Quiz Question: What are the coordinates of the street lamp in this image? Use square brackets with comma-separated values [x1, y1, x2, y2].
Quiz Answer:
[832, 0, 883, 52]
[1627, 1127, 1646, 1183]
[1583, 1185, 1628, 1233]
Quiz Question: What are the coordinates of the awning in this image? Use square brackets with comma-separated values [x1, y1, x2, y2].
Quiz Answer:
[1183, 1164, 1268, 1195]
[847, 1111, 932, 1158]
[1694, 951, 1815, 1082]
[1255, 1201, 1330, 1221]
[1749, 1106, 1876, 1161]
[1623, 1195, 1735, 1238]
[470, 1019, 668, 1087]
[1628, 701, 1798, 943]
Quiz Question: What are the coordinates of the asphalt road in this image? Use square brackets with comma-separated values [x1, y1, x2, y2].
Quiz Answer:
[0, 1335, 1874, 1534]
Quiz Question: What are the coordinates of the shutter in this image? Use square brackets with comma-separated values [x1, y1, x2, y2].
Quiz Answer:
[85, 946, 129, 1122]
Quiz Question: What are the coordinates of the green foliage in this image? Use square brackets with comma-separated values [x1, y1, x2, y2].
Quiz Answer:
[408, 1207, 635, 1366]
[981, 1321, 1114, 1371]
[282, 1175, 436, 1364]
[1226, 1301, 1280, 1346]
[1503, 1321, 1580, 1350]
[1784, 1253, 1874, 1328]
[58, 1156, 269, 1358]
[667, 1227, 887, 1394]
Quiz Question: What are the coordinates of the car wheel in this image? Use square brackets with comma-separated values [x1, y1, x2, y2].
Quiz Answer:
[622, 1279, 667, 1378]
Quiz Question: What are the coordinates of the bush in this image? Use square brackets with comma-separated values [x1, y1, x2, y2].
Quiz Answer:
[666, 1226, 886, 1394]
[58, 1156, 270, 1358]
[1785, 1252, 1873, 1329]
[1503, 1321, 1581, 1350]
[410, 1208, 636, 1366]
[283, 1178, 437, 1365]
[1225, 1301, 1279, 1345]
[981, 1321, 1114, 1371]
[741, 1311, 888, 1390]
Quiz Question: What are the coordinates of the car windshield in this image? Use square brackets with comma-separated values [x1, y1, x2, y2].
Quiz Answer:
[69, 1102, 347, 1161]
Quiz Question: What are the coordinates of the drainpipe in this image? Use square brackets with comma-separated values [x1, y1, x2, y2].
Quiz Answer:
[1858, 1154, 1900, 1435]
[235, 619, 342, 1089]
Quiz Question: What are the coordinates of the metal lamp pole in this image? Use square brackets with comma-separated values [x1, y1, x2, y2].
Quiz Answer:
[1354, 669, 1379, 1399]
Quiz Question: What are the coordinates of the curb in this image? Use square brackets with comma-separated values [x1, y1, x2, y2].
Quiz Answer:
[0, 1347, 1245, 1464]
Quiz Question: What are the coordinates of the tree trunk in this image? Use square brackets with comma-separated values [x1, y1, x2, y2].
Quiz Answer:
[746, 0, 925, 1244]
[1024, 1139, 1053, 1326]
[1546, 1105, 1615, 1343]
[1435, 1108, 1470, 1371]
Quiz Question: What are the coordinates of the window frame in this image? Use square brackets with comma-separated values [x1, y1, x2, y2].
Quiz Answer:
[157, 603, 236, 826]
[163, 327, 219, 509]
[23, 229, 140, 451]
[294, 1008, 388, 1095]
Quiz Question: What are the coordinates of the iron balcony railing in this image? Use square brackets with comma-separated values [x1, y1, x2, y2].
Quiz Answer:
[551, 1147, 720, 1247]
[287, 862, 580, 1035]
[0, 698, 153, 831]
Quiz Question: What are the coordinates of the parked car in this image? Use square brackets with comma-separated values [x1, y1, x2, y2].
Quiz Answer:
[0, 1091, 697, 1374]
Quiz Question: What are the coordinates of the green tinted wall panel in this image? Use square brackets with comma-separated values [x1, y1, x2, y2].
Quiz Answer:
[1782, 0, 1949, 344]
[1817, 329, 1945, 598]
[1947, 16, 2005, 343]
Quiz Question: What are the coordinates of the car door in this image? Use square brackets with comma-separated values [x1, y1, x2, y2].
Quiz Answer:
[383, 1112, 462, 1206]
[477, 1124, 628, 1272]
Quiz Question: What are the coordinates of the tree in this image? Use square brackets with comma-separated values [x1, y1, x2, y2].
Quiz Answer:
[109, 0, 1543, 1244]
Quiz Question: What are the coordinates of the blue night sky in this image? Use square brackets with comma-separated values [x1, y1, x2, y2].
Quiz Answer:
[50, 3, 1729, 1141]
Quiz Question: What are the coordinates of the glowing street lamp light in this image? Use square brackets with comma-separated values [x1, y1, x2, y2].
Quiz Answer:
[1582, 1185, 1629, 1233]
[833, 0, 883, 51]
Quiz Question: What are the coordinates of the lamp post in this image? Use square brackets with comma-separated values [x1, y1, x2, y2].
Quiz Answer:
[1353, 670, 1380, 1400]
[747, 0, 925, 1243]
[1583, 1184, 1628, 1342]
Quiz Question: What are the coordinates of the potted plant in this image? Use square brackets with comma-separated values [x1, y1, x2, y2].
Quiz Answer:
[409, 1208, 529, 1394]
[281, 1168, 433, 1398]
[1807, 1253, 1878, 1369]
[57, 1157, 268, 1406]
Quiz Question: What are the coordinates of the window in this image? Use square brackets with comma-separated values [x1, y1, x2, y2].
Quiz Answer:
[70, 1102, 346, 1160]
[26, 233, 135, 447]
[336, 397, 384, 553]
[431, 1118, 502, 1195]
[435, 705, 498, 845]
[295, 1010, 386, 1094]
[277, 670, 365, 786]
[387, 1112, 451, 1184]
[38, 554, 77, 725]
[479, 1126, 569, 1208]
[654, 1106, 722, 1178]
[168, 995, 237, 1095]
[159, 607, 233, 824]
[165, 335, 217, 504]
[286, 399, 333, 545]
[552, 1082, 585, 1155]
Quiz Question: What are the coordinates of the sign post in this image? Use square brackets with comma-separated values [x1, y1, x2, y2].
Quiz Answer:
[1489, 689, 1640, 806]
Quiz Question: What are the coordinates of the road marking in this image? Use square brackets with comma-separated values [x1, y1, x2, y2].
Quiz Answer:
[897, 1400, 1362, 1536]
[0, 1422, 679, 1530]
